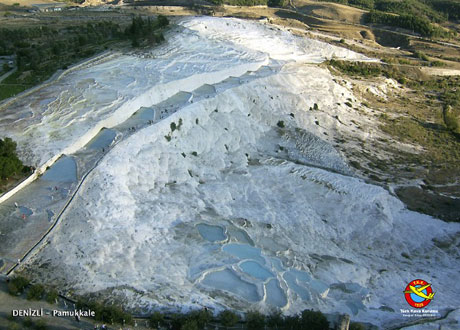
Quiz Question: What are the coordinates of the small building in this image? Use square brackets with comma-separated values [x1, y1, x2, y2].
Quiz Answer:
[31, 3, 66, 12]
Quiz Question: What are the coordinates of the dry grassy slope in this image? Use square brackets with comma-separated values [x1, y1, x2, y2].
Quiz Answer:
[284, 0, 375, 40]
[81, 0, 104, 6]
[292, 0, 367, 25]
[0, 0, 55, 5]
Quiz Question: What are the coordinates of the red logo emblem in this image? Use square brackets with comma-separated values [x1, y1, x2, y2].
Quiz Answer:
[404, 279, 435, 308]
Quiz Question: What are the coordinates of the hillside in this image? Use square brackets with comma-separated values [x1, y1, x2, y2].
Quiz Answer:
[0, 2, 459, 330]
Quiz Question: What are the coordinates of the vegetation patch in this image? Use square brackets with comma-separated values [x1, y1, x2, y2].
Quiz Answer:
[0, 15, 169, 101]
[0, 137, 31, 194]
[318, 0, 459, 23]
[0, 137, 25, 179]
[27, 284, 44, 300]
[6, 277, 337, 330]
[7, 276, 30, 296]
[329, 57, 459, 220]
[219, 310, 240, 327]
[75, 299, 133, 325]
[209, 0, 286, 6]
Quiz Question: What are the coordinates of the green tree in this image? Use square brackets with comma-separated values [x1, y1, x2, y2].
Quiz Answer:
[246, 311, 265, 330]
[157, 15, 169, 28]
[7, 276, 29, 295]
[35, 319, 48, 330]
[219, 310, 239, 327]
[27, 284, 44, 300]
[300, 309, 329, 330]
[267, 312, 283, 329]
[45, 289, 58, 304]
[268, 0, 286, 6]
[0, 137, 24, 179]
[149, 311, 165, 328]
[181, 320, 198, 330]
[188, 309, 212, 328]
[350, 322, 366, 330]
[284, 315, 302, 329]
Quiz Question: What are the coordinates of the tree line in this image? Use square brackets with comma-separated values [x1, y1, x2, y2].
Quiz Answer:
[0, 137, 28, 182]
[364, 10, 449, 38]
[6, 275, 369, 330]
[316, 0, 459, 36]
[209, 0, 287, 6]
[317, 0, 459, 21]
[0, 15, 169, 101]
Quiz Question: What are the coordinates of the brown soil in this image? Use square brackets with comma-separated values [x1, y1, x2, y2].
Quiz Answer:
[292, 0, 367, 25]
[396, 186, 460, 222]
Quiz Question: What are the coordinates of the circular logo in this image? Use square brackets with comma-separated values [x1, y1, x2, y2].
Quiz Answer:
[404, 279, 435, 308]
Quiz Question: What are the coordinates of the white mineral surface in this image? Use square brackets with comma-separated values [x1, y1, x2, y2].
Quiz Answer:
[4, 17, 458, 328]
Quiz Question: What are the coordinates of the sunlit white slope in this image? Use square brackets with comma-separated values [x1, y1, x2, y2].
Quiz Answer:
[28, 60, 460, 327]
[183, 16, 373, 63]
[0, 16, 368, 172]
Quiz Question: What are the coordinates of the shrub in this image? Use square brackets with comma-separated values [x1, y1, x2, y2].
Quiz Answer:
[268, 0, 286, 6]
[277, 120, 285, 128]
[181, 319, 198, 330]
[23, 317, 33, 327]
[283, 315, 301, 329]
[78, 300, 132, 325]
[219, 310, 239, 327]
[27, 284, 44, 300]
[7, 282, 19, 296]
[413, 51, 429, 61]
[149, 311, 165, 328]
[87, 301, 105, 321]
[349, 0, 373, 9]
[188, 309, 212, 328]
[157, 15, 169, 28]
[350, 160, 362, 169]
[170, 313, 186, 330]
[0, 137, 24, 179]
[8, 276, 29, 295]
[210, 0, 268, 5]
[350, 322, 366, 330]
[246, 311, 265, 330]
[267, 312, 284, 328]
[170, 122, 177, 132]
[431, 60, 446, 67]
[35, 319, 48, 330]
[45, 288, 58, 304]
[8, 323, 21, 330]
[300, 309, 329, 330]
[443, 105, 459, 133]
[364, 10, 449, 38]
[101, 305, 133, 325]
